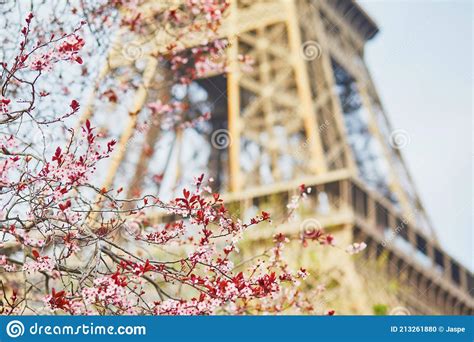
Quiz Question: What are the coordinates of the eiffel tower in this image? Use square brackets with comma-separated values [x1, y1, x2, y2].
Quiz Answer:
[81, 0, 473, 314]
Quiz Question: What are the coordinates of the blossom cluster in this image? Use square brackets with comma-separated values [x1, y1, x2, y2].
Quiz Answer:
[23, 255, 55, 273]
[29, 34, 85, 72]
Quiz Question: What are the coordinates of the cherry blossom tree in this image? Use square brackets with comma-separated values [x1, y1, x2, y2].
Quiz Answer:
[0, 0, 364, 316]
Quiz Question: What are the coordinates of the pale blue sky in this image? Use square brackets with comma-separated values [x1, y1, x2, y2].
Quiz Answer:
[358, 0, 472, 270]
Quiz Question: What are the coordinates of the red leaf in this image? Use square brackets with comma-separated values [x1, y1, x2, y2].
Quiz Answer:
[183, 189, 190, 199]
[107, 139, 116, 153]
[32, 250, 40, 260]
[52, 147, 62, 164]
[103, 89, 118, 103]
[58, 200, 71, 211]
[70, 100, 80, 111]
[25, 13, 34, 24]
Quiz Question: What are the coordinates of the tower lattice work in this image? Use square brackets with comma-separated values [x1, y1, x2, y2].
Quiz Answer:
[81, 0, 473, 314]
